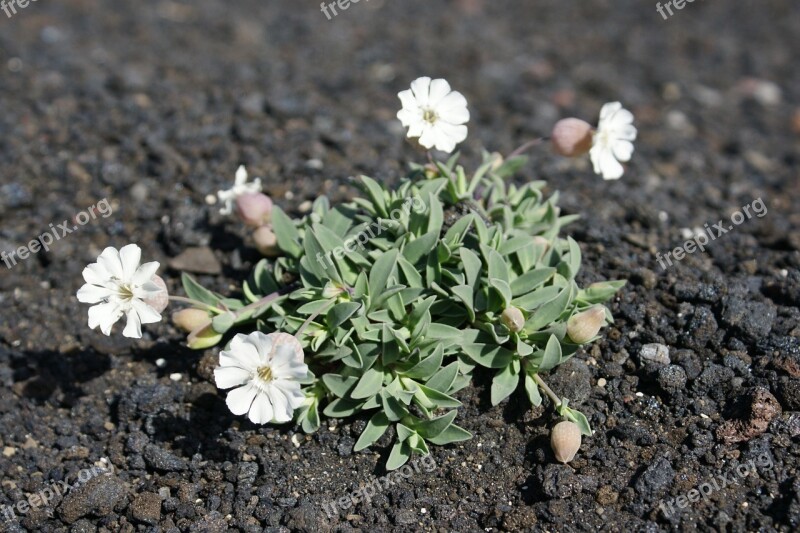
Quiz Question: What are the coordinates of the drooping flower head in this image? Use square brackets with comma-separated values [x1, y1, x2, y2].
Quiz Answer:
[397, 77, 469, 153]
[217, 165, 262, 216]
[589, 102, 637, 180]
[214, 332, 308, 424]
[76, 244, 166, 338]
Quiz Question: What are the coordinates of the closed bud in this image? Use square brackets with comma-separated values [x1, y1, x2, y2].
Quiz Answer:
[143, 275, 169, 313]
[551, 118, 593, 157]
[566, 306, 606, 344]
[551, 420, 582, 463]
[253, 226, 280, 257]
[186, 322, 223, 350]
[236, 193, 273, 227]
[501, 306, 525, 333]
[172, 308, 210, 333]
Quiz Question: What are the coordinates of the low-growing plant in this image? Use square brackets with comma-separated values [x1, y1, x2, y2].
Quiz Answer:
[77, 77, 635, 469]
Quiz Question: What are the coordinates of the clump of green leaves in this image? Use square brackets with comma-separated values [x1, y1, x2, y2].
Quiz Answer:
[185, 151, 624, 470]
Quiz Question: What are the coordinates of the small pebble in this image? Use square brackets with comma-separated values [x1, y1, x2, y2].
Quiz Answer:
[169, 373, 182, 382]
[2, 446, 16, 457]
[597, 378, 607, 387]
[205, 194, 217, 205]
[155, 358, 166, 368]
[291, 434, 302, 448]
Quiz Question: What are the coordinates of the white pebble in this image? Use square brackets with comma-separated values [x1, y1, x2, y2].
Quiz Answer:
[169, 373, 182, 381]
[155, 358, 166, 368]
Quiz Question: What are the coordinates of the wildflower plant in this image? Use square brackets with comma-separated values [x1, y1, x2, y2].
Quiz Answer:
[77, 77, 634, 470]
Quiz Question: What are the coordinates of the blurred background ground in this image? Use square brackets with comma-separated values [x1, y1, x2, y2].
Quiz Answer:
[0, 0, 799, 531]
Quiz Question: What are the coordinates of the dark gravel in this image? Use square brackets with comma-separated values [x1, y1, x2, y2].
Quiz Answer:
[1, 0, 799, 531]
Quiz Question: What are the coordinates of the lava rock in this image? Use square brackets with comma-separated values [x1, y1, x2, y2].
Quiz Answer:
[657, 365, 688, 395]
[58, 475, 129, 524]
[143, 444, 188, 472]
[130, 492, 162, 525]
[717, 388, 782, 444]
[639, 343, 671, 366]
[634, 457, 675, 498]
[721, 297, 775, 339]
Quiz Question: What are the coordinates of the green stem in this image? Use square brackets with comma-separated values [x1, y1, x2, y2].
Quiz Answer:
[507, 137, 549, 159]
[296, 299, 336, 337]
[168, 295, 223, 314]
[533, 373, 562, 408]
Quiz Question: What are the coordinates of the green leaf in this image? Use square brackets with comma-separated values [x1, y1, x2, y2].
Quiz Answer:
[578, 280, 627, 304]
[462, 344, 514, 369]
[326, 302, 361, 330]
[403, 231, 439, 264]
[351, 367, 384, 399]
[380, 392, 409, 421]
[321, 374, 358, 397]
[524, 374, 542, 406]
[427, 424, 472, 445]
[181, 273, 221, 307]
[524, 283, 573, 331]
[426, 362, 460, 393]
[403, 344, 444, 380]
[486, 248, 509, 284]
[558, 403, 593, 436]
[368, 249, 399, 302]
[211, 311, 236, 334]
[270, 206, 303, 258]
[451, 285, 475, 322]
[460, 248, 482, 288]
[386, 440, 412, 471]
[354, 412, 391, 451]
[411, 410, 458, 439]
[491, 363, 520, 405]
[490, 278, 513, 308]
[534, 334, 562, 372]
[322, 398, 362, 418]
[510, 268, 556, 297]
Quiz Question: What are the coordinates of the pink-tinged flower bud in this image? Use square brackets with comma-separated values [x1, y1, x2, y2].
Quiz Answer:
[236, 193, 273, 227]
[551, 118, 593, 157]
[551, 420, 582, 463]
[566, 306, 606, 344]
[501, 306, 525, 333]
[187, 322, 223, 350]
[143, 276, 169, 313]
[270, 332, 305, 363]
[253, 226, 280, 257]
[172, 308, 210, 333]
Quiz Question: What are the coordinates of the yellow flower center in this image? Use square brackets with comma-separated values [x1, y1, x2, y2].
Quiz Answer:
[422, 109, 438, 124]
[257, 365, 273, 382]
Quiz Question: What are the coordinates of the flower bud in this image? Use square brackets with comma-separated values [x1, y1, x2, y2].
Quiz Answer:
[270, 332, 305, 363]
[143, 275, 169, 313]
[172, 308, 210, 333]
[551, 420, 582, 463]
[187, 322, 223, 350]
[566, 306, 606, 344]
[501, 306, 525, 333]
[551, 118, 593, 157]
[253, 226, 280, 257]
[235, 192, 273, 227]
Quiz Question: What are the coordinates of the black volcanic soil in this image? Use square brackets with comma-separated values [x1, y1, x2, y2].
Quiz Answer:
[1, 0, 799, 531]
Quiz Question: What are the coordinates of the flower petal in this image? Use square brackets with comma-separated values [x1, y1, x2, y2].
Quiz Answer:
[599, 102, 622, 122]
[132, 261, 160, 286]
[409, 76, 432, 107]
[397, 89, 417, 112]
[97, 247, 124, 280]
[82, 263, 110, 285]
[427, 78, 452, 107]
[119, 244, 142, 281]
[131, 299, 162, 325]
[248, 394, 274, 424]
[248, 332, 275, 364]
[88, 301, 123, 335]
[122, 309, 143, 338]
[77, 283, 113, 304]
[266, 384, 292, 422]
[226, 383, 257, 416]
[225, 334, 262, 371]
[214, 366, 253, 389]
[612, 140, 635, 163]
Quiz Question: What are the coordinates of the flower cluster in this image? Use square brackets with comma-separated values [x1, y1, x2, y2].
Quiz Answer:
[76, 77, 636, 469]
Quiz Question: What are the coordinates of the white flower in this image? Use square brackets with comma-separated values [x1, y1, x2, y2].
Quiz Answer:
[214, 332, 308, 424]
[217, 165, 262, 215]
[76, 244, 165, 338]
[397, 77, 469, 153]
[590, 102, 637, 180]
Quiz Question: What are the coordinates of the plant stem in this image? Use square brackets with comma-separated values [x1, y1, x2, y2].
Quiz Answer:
[167, 296, 222, 314]
[507, 137, 549, 159]
[533, 373, 562, 408]
[296, 299, 336, 337]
